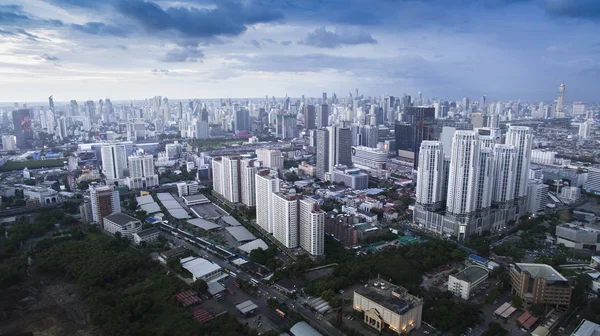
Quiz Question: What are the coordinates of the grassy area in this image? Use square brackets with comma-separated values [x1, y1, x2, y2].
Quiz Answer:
[0, 159, 64, 172]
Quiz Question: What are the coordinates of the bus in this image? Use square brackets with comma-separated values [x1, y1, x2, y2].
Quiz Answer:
[214, 293, 226, 301]
[275, 309, 286, 318]
[229, 272, 237, 278]
[250, 278, 259, 286]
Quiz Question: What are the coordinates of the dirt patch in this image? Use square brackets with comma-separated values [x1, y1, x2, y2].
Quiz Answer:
[0, 273, 93, 336]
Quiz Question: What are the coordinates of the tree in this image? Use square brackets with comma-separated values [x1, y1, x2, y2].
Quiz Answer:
[530, 303, 545, 317]
[284, 171, 300, 182]
[511, 295, 523, 308]
[192, 279, 208, 293]
[483, 322, 507, 336]
[135, 210, 148, 222]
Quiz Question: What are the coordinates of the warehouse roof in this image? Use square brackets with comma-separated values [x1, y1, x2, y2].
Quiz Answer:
[104, 213, 139, 227]
[226, 226, 256, 242]
[238, 239, 269, 253]
[181, 257, 221, 278]
[187, 218, 220, 231]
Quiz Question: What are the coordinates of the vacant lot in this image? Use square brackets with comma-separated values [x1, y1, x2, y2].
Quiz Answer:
[0, 159, 64, 172]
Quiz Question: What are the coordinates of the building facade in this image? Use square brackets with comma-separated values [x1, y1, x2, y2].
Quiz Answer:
[509, 263, 571, 307]
[89, 185, 121, 227]
[103, 213, 142, 239]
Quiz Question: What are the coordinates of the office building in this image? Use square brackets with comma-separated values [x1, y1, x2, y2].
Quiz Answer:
[351, 146, 388, 170]
[415, 141, 445, 211]
[395, 107, 436, 169]
[331, 165, 369, 190]
[89, 185, 121, 227]
[272, 191, 299, 248]
[317, 103, 329, 128]
[2, 135, 16, 150]
[165, 143, 181, 160]
[12, 109, 34, 149]
[556, 83, 566, 118]
[299, 198, 325, 256]
[316, 128, 330, 179]
[235, 109, 250, 134]
[256, 148, 283, 170]
[255, 170, 280, 233]
[304, 104, 316, 130]
[509, 263, 571, 307]
[559, 186, 581, 204]
[556, 222, 600, 251]
[584, 168, 600, 194]
[531, 150, 557, 165]
[125, 154, 159, 189]
[448, 266, 489, 300]
[103, 213, 142, 240]
[101, 143, 127, 181]
[328, 126, 352, 174]
[579, 120, 593, 139]
[353, 279, 423, 335]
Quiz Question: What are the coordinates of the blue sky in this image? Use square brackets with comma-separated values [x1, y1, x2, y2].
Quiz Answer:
[0, 0, 599, 103]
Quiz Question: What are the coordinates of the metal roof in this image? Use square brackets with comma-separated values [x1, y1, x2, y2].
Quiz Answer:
[187, 218, 220, 231]
[238, 239, 269, 253]
[226, 226, 256, 242]
[235, 300, 258, 315]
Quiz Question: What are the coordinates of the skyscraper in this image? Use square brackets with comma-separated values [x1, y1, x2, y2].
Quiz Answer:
[12, 109, 33, 149]
[101, 143, 127, 181]
[556, 83, 566, 118]
[89, 185, 121, 228]
[316, 128, 330, 179]
[395, 106, 436, 169]
[255, 170, 280, 233]
[299, 197, 325, 256]
[234, 109, 250, 133]
[125, 154, 159, 189]
[317, 103, 329, 128]
[492, 144, 517, 207]
[272, 191, 299, 248]
[505, 126, 533, 203]
[240, 158, 257, 207]
[446, 131, 481, 219]
[328, 126, 352, 173]
[222, 156, 241, 203]
[415, 141, 445, 211]
[304, 104, 316, 130]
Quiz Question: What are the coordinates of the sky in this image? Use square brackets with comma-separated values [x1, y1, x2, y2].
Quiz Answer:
[0, 0, 599, 103]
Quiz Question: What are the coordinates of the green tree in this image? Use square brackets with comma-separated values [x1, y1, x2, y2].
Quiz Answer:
[483, 322, 508, 336]
[530, 303, 545, 317]
[192, 279, 208, 293]
[511, 295, 523, 308]
[135, 210, 148, 222]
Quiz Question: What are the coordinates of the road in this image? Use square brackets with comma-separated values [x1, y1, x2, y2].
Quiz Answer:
[163, 232, 343, 336]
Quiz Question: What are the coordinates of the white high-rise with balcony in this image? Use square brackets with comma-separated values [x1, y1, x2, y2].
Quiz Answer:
[492, 144, 517, 206]
[125, 154, 158, 189]
[240, 158, 257, 207]
[256, 149, 284, 170]
[416, 141, 445, 211]
[446, 131, 481, 218]
[255, 170, 279, 233]
[272, 191, 299, 248]
[299, 198, 325, 256]
[505, 126, 533, 201]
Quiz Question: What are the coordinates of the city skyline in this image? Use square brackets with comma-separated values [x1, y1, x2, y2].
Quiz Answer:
[1, 1, 599, 102]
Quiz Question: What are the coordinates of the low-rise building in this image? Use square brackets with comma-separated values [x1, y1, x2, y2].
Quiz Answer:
[182, 194, 210, 206]
[572, 319, 600, 336]
[331, 165, 369, 190]
[180, 256, 222, 282]
[353, 279, 423, 335]
[556, 222, 600, 250]
[509, 263, 571, 307]
[158, 247, 188, 264]
[133, 227, 160, 245]
[448, 266, 489, 300]
[103, 213, 142, 239]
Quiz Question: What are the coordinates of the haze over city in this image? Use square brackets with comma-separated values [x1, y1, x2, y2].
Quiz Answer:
[1, 0, 600, 102]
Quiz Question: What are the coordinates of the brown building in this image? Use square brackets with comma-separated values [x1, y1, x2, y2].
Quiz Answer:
[509, 263, 572, 307]
[325, 214, 361, 247]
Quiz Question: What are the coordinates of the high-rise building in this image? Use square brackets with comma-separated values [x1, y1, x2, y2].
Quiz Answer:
[125, 154, 159, 189]
[416, 141, 445, 211]
[222, 156, 241, 203]
[2, 135, 17, 150]
[304, 104, 316, 130]
[101, 143, 127, 181]
[328, 126, 352, 174]
[579, 120, 593, 139]
[299, 197, 325, 256]
[505, 126, 533, 205]
[89, 185, 121, 228]
[492, 144, 517, 207]
[12, 109, 34, 149]
[256, 149, 283, 170]
[316, 128, 330, 179]
[446, 131, 481, 220]
[255, 170, 280, 233]
[234, 109, 250, 133]
[272, 191, 299, 249]
[584, 167, 600, 194]
[240, 158, 257, 207]
[556, 83, 566, 118]
[57, 117, 68, 140]
[395, 107, 436, 169]
[317, 103, 329, 128]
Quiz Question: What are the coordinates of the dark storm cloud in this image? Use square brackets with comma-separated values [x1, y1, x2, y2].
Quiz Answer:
[299, 27, 377, 48]
[71, 22, 130, 37]
[116, 0, 283, 38]
[161, 46, 205, 62]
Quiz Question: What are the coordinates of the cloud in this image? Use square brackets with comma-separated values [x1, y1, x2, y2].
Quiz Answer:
[71, 22, 130, 37]
[334, 11, 381, 26]
[545, 0, 600, 19]
[281, 41, 292, 46]
[161, 46, 204, 62]
[263, 38, 277, 44]
[116, 44, 128, 50]
[299, 27, 377, 48]
[40, 54, 59, 61]
[0, 28, 15, 36]
[116, 0, 283, 38]
[0, 4, 31, 24]
[151, 68, 169, 75]
[250, 40, 261, 48]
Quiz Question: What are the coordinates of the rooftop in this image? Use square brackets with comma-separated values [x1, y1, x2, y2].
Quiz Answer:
[181, 257, 221, 278]
[559, 222, 600, 233]
[572, 319, 600, 336]
[187, 218, 220, 231]
[355, 279, 422, 315]
[136, 227, 159, 237]
[226, 226, 256, 242]
[453, 266, 489, 283]
[235, 300, 259, 315]
[160, 247, 188, 258]
[182, 194, 209, 202]
[104, 213, 139, 227]
[515, 263, 567, 282]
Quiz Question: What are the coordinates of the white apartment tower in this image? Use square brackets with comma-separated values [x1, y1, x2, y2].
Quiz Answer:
[446, 131, 481, 218]
[492, 144, 517, 206]
[272, 191, 299, 248]
[256, 149, 284, 170]
[126, 154, 159, 189]
[212, 158, 224, 196]
[416, 141, 445, 211]
[505, 126, 533, 202]
[475, 147, 494, 213]
[255, 170, 280, 233]
[299, 198, 325, 256]
[240, 158, 257, 207]
[101, 143, 127, 181]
